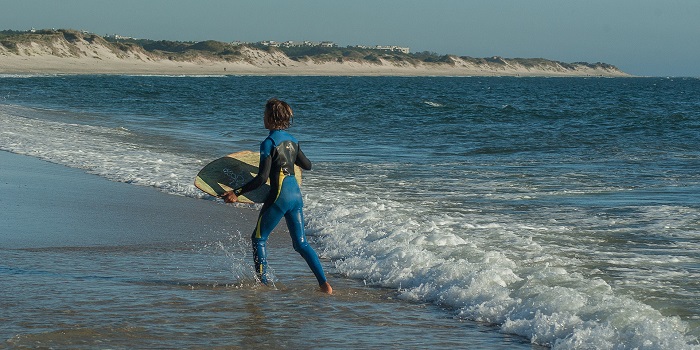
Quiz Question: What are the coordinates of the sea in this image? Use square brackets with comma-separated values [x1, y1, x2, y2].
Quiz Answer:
[0, 75, 698, 349]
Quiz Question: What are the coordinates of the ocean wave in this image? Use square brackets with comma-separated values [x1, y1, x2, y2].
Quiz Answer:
[423, 101, 444, 107]
[0, 107, 207, 199]
[0, 73, 62, 78]
[303, 191, 699, 349]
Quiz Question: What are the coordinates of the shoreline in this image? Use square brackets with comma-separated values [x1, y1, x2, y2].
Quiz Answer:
[1, 52, 630, 78]
[0, 59, 631, 77]
[0, 150, 260, 249]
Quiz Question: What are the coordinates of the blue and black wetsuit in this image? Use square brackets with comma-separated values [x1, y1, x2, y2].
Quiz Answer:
[234, 129, 327, 285]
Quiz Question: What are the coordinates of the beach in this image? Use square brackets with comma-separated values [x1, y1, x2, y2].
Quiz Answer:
[0, 151, 538, 349]
[0, 53, 629, 77]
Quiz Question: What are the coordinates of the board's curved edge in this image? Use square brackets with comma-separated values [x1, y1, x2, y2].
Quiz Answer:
[194, 176, 218, 197]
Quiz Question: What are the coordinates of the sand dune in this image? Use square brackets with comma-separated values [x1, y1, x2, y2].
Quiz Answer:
[0, 31, 630, 77]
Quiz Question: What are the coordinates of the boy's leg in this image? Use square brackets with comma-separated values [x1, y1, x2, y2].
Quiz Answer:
[285, 208, 327, 286]
[251, 204, 285, 284]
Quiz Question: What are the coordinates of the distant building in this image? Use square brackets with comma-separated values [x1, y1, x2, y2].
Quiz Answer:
[353, 45, 410, 54]
[260, 40, 337, 48]
[375, 45, 410, 54]
[106, 34, 134, 40]
[257, 40, 407, 52]
[280, 40, 317, 48]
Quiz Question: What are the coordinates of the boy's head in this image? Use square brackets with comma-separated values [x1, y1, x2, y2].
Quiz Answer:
[264, 98, 293, 130]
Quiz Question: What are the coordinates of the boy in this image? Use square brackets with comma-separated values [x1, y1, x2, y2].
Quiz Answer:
[223, 98, 332, 294]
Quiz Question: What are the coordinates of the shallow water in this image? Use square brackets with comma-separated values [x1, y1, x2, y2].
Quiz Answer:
[2, 244, 535, 349]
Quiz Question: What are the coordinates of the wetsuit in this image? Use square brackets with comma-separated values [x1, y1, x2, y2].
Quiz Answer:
[234, 129, 326, 285]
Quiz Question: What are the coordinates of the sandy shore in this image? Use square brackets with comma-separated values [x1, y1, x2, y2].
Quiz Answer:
[0, 150, 259, 249]
[0, 41, 629, 77]
[0, 55, 629, 77]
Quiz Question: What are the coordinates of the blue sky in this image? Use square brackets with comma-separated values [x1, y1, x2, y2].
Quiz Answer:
[2, 0, 699, 77]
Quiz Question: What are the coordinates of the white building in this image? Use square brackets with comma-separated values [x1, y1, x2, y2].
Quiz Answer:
[106, 34, 134, 40]
[352, 45, 410, 54]
[261, 40, 337, 48]
[375, 45, 410, 54]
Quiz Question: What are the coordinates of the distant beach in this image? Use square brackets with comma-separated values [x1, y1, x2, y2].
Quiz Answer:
[0, 54, 631, 77]
[0, 30, 630, 77]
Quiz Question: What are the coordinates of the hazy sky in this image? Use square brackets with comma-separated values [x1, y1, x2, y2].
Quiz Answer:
[2, 0, 699, 77]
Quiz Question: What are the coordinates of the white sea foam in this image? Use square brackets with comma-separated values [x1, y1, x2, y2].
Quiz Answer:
[0, 74, 61, 78]
[0, 107, 206, 199]
[424, 101, 444, 107]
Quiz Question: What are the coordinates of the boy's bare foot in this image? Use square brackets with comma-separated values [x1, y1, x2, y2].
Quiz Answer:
[320, 282, 333, 294]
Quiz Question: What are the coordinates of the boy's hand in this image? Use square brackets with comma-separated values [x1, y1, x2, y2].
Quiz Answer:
[221, 191, 238, 203]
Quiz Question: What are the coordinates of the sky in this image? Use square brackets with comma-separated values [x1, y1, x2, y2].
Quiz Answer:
[2, 0, 699, 77]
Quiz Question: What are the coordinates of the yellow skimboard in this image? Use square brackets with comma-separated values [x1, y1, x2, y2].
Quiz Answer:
[194, 150, 301, 204]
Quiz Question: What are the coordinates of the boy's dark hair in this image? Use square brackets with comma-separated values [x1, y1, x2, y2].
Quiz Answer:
[265, 98, 293, 130]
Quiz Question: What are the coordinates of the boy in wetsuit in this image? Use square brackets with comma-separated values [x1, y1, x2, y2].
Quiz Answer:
[222, 98, 333, 294]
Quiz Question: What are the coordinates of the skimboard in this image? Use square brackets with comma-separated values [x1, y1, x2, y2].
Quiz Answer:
[194, 150, 302, 204]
